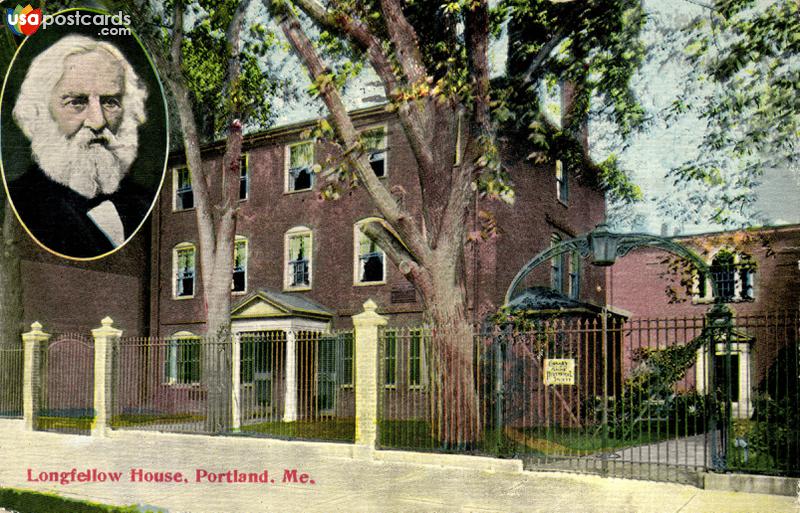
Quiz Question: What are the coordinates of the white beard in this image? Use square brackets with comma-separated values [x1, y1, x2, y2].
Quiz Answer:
[29, 115, 139, 199]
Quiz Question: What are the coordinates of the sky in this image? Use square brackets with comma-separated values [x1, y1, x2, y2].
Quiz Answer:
[252, 0, 799, 236]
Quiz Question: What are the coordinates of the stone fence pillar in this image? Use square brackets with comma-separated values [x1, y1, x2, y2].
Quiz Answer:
[352, 299, 387, 454]
[92, 317, 122, 437]
[22, 322, 49, 431]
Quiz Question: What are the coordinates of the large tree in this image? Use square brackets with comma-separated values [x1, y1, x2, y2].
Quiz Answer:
[266, 0, 647, 446]
[116, 0, 279, 431]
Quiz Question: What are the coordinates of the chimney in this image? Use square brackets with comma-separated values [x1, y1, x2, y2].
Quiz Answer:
[560, 81, 589, 154]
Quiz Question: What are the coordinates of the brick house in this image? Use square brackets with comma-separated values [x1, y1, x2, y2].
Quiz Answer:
[15, 104, 606, 424]
[148, 105, 606, 338]
[606, 225, 800, 418]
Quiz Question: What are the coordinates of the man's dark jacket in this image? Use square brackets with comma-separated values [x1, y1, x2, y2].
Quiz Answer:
[8, 166, 152, 258]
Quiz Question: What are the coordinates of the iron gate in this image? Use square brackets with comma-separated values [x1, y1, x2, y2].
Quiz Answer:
[39, 334, 94, 434]
[489, 307, 800, 483]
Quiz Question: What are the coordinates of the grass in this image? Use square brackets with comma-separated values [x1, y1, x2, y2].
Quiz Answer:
[378, 420, 680, 457]
[110, 412, 205, 428]
[37, 416, 94, 432]
[239, 418, 355, 441]
[0, 487, 162, 513]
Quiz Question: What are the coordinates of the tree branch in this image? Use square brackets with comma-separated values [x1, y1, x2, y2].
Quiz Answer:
[220, 0, 252, 210]
[284, 0, 438, 187]
[379, 0, 427, 85]
[465, 0, 491, 132]
[276, 9, 431, 264]
[521, 27, 566, 85]
[362, 222, 433, 291]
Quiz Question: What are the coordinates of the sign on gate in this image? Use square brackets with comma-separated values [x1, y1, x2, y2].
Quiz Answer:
[543, 358, 575, 385]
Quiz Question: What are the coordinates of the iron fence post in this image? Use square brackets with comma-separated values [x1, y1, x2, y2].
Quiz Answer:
[706, 303, 733, 471]
[601, 308, 609, 475]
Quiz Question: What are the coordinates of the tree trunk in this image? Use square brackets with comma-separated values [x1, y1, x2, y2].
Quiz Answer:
[199, 198, 237, 434]
[0, 203, 24, 414]
[423, 258, 480, 448]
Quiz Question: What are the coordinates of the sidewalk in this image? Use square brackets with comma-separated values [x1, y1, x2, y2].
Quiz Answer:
[0, 420, 796, 513]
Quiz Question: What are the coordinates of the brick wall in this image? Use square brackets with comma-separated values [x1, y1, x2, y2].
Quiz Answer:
[153, 109, 607, 337]
[18, 219, 151, 335]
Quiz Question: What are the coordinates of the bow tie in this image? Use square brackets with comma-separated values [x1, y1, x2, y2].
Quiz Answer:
[86, 192, 116, 209]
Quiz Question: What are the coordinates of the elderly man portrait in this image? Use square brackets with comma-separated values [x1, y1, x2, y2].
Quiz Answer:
[7, 34, 151, 259]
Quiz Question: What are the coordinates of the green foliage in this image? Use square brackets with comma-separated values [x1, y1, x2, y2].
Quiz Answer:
[117, 0, 283, 140]
[607, 334, 708, 440]
[668, 0, 799, 225]
[503, 0, 647, 133]
[730, 395, 800, 474]
[0, 488, 158, 513]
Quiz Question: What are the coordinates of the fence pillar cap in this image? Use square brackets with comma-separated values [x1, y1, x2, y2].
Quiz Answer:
[22, 321, 50, 340]
[353, 299, 387, 327]
[92, 317, 123, 338]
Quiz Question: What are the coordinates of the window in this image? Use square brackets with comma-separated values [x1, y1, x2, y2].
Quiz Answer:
[568, 251, 580, 299]
[239, 154, 249, 200]
[550, 234, 568, 294]
[408, 329, 427, 388]
[232, 237, 247, 293]
[696, 250, 756, 302]
[286, 141, 315, 192]
[384, 330, 397, 387]
[711, 251, 736, 300]
[174, 166, 193, 210]
[556, 160, 568, 204]
[166, 333, 201, 384]
[173, 243, 196, 298]
[362, 126, 387, 178]
[285, 227, 312, 289]
[354, 220, 385, 284]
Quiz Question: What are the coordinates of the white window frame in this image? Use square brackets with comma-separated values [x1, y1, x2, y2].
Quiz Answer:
[556, 160, 568, 205]
[284, 226, 313, 291]
[568, 250, 580, 299]
[239, 153, 250, 201]
[550, 233, 567, 293]
[693, 249, 755, 304]
[284, 141, 316, 193]
[360, 124, 388, 178]
[353, 218, 386, 286]
[173, 166, 194, 211]
[232, 236, 248, 295]
[173, 242, 196, 299]
[165, 331, 201, 386]
[695, 342, 753, 419]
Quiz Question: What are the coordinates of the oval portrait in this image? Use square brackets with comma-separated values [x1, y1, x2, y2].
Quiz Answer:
[1, 8, 168, 260]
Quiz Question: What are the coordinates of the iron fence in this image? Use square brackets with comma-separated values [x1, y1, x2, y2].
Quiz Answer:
[234, 330, 355, 442]
[113, 335, 212, 434]
[0, 346, 23, 418]
[377, 310, 800, 483]
[112, 330, 355, 442]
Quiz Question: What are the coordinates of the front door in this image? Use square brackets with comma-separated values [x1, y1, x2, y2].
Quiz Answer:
[240, 331, 285, 421]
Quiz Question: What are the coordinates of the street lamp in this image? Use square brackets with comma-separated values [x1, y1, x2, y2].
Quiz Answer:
[588, 223, 617, 266]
